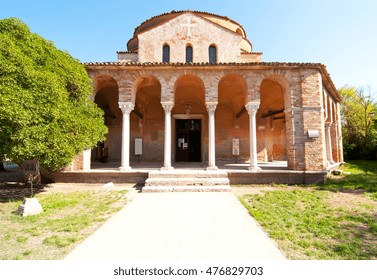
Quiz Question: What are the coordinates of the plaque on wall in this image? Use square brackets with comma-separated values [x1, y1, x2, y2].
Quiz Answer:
[232, 138, 240, 155]
[135, 138, 143, 155]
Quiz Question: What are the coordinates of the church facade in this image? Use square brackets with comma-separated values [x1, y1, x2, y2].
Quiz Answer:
[71, 11, 343, 182]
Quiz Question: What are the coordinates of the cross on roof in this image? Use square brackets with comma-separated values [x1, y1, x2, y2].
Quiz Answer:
[182, 17, 197, 37]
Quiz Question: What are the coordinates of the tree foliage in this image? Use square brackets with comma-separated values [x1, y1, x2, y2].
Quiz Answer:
[0, 18, 107, 171]
[339, 86, 377, 159]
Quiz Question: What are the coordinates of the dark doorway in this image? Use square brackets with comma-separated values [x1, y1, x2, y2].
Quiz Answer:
[175, 119, 201, 162]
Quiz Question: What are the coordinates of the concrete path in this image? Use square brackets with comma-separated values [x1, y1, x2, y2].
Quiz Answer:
[65, 192, 286, 260]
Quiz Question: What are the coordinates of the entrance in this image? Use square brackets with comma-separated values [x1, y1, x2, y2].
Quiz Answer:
[175, 119, 201, 162]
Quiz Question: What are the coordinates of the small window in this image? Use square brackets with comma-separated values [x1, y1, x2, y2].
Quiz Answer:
[162, 44, 170, 63]
[209, 45, 217, 64]
[186, 45, 193, 63]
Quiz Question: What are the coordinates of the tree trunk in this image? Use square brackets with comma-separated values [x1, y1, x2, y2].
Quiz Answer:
[0, 162, 5, 171]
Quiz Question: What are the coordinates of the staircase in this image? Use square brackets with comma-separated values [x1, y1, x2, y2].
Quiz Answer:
[142, 169, 231, 192]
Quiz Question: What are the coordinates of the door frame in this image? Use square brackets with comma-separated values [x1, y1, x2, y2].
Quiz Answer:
[172, 114, 204, 162]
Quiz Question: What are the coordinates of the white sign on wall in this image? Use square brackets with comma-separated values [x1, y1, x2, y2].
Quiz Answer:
[232, 138, 240, 155]
[135, 138, 143, 155]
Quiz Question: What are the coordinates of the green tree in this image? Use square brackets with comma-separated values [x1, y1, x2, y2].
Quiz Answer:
[339, 86, 377, 159]
[0, 18, 107, 171]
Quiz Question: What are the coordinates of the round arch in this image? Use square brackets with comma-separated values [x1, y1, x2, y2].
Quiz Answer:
[216, 74, 249, 161]
[173, 74, 206, 114]
[173, 74, 206, 162]
[257, 75, 290, 162]
[131, 75, 163, 163]
[91, 75, 120, 164]
[92, 74, 119, 98]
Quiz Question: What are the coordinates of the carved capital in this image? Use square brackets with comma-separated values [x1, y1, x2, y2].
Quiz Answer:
[118, 102, 134, 114]
[206, 102, 218, 114]
[245, 101, 260, 115]
[161, 101, 174, 112]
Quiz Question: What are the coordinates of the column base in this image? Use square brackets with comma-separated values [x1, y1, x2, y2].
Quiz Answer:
[119, 166, 132, 172]
[248, 166, 261, 172]
[160, 166, 174, 171]
[206, 166, 218, 171]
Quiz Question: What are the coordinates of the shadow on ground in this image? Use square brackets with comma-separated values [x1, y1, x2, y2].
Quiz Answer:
[0, 165, 46, 202]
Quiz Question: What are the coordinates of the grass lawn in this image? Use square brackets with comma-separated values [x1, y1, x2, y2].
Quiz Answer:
[239, 160, 377, 260]
[0, 189, 127, 260]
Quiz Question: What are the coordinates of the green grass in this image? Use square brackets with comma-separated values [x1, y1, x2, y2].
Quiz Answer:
[321, 160, 377, 194]
[0, 189, 127, 260]
[240, 160, 377, 260]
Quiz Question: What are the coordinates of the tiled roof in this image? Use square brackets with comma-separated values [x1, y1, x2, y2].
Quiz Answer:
[117, 50, 138, 54]
[241, 51, 263, 54]
[85, 61, 319, 67]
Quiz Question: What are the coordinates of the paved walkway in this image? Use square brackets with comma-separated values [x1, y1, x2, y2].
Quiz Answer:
[65, 191, 286, 260]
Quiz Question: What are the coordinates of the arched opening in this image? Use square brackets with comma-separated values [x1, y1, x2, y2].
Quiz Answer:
[173, 75, 206, 162]
[217, 74, 248, 161]
[131, 75, 162, 163]
[186, 45, 193, 63]
[257, 77, 287, 162]
[209, 45, 217, 64]
[162, 44, 170, 63]
[92, 75, 120, 165]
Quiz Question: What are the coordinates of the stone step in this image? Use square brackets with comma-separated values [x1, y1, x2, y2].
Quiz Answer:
[143, 170, 231, 192]
[142, 186, 231, 192]
[145, 177, 230, 187]
[147, 170, 229, 179]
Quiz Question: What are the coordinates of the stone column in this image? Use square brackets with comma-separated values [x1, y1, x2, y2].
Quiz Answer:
[206, 102, 218, 170]
[245, 101, 261, 171]
[161, 101, 174, 170]
[325, 122, 334, 164]
[82, 149, 91, 171]
[336, 103, 344, 162]
[118, 102, 134, 171]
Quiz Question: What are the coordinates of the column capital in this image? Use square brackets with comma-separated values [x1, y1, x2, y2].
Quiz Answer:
[161, 101, 174, 112]
[245, 101, 260, 113]
[118, 102, 134, 114]
[206, 102, 218, 114]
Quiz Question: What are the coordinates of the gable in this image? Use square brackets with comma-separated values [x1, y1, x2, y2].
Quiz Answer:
[137, 13, 243, 63]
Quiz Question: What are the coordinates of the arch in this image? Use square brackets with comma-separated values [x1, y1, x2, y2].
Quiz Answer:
[131, 75, 163, 162]
[261, 74, 292, 109]
[216, 74, 248, 161]
[173, 74, 206, 162]
[209, 45, 217, 64]
[257, 76, 289, 162]
[92, 74, 119, 98]
[91, 74, 120, 164]
[218, 74, 248, 111]
[186, 44, 193, 63]
[173, 74, 206, 113]
[162, 44, 170, 63]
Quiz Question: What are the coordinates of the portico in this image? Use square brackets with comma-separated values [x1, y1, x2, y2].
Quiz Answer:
[112, 71, 263, 172]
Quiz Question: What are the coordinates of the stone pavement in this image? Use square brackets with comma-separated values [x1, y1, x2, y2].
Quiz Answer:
[65, 191, 286, 260]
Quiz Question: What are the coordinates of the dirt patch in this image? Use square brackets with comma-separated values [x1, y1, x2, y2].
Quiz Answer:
[328, 191, 377, 211]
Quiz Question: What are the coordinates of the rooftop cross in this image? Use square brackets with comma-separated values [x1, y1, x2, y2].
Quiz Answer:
[182, 17, 197, 37]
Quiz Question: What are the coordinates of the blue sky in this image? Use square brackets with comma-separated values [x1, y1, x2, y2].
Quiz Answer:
[1, 0, 376, 94]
